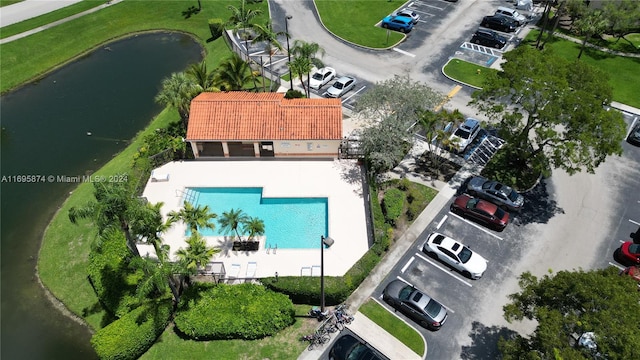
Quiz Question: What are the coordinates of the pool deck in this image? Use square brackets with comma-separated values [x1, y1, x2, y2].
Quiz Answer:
[141, 160, 370, 279]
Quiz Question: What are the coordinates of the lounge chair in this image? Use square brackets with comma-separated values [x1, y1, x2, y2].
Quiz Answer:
[301, 267, 312, 276]
[246, 262, 257, 279]
[311, 265, 321, 277]
[228, 263, 241, 283]
[150, 170, 170, 182]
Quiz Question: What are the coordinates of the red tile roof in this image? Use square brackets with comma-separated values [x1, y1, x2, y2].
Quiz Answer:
[186, 92, 343, 141]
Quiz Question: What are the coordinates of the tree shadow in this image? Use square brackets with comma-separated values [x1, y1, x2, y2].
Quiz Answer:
[182, 5, 200, 19]
[460, 321, 518, 360]
[513, 178, 564, 226]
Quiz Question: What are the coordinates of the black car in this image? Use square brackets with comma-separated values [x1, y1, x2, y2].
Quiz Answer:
[480, 15, 518, 32]
[471, 29, 507, 49]
[627, 122, 640, 146]
[329, 334, 389, 360]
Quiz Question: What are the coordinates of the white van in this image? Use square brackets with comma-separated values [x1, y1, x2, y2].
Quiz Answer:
[495, 6, 527, 26]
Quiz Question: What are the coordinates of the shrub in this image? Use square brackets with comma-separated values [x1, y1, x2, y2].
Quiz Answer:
[208, 19, 224, 39]
[86, 230, 141, 317]
[174, 283, 295, 340]
[91, 299, 172, 360]
[382, 188, 405, 225]
[284, 89, 305, 99]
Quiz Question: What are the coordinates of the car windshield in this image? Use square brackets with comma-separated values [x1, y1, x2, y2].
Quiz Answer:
[508, 189, 520, 202]
[312, 73, 323, 80]
[467, 198, 479, 209]
[494, 207, 506, 219]
[459, 246, 472, 263]
[454, 128, 470, 139]
[424, 299, 442, 318]
[334, 82, 345, 89]
[630, 244, 640, 254]
[347, 343, 381, 360]
[398, 285, 413, 301]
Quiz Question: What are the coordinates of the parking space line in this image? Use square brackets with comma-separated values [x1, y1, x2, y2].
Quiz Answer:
[620, 239, 626, 243]
[436, 215, 448, 229]
[415, 253, 473, 287]
[396, 275, 456, 313]
[409, 9, 435, 16]
[630, 219, 640, 226]
[448, 211, 504, 240]
[401, 256, 415, 273]
[342, 86, 366, 103]
[393, 48, 416, 57]
[609, 262, 625, 271]
[434, 85, 462, 111]
[414, 1, 445, 10]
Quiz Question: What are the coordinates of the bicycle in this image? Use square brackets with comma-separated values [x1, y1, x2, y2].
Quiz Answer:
[334, 304, 354, 325]
[321, 313, 344, 333]
[300, 330, 330, 351]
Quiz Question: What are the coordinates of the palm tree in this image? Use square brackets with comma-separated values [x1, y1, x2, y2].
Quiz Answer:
[175, 232, 220, 274]
[214, 53, 255, 91]
[252, 20, 285, 91]
[226, 0, 263, 60]
[242, 216, 265, 242]
[287, 56, 312, 97]
[167, 201, 217, 234]
[130, 251, 182, 304]
[69, 179, 142, 257]
[155, 72, 199, 129]
[129, 201, 171, 259]
[218, 208, 249, 241]
[186, 60, 219, 93]
[291, 40, 325, 97]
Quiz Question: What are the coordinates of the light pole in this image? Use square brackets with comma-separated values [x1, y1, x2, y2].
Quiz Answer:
[320, 235, 334, 313]
[284, 15, 293, 91]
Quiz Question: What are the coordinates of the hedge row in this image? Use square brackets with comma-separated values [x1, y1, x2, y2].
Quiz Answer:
[382, 188, 405, 225]
[86, 230, 141, 317]
[91, 299, 172, 360]
[174, 283, 295, 340]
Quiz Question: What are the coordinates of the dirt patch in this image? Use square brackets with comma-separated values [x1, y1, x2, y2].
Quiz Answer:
[414, 154, 462, 183]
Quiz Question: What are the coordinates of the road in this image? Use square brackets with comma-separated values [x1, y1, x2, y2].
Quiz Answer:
[0, 0, 83, 27]
[273, 1, 640, 359]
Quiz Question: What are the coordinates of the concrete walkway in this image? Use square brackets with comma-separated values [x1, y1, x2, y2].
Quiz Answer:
[0, 0, 82, 27]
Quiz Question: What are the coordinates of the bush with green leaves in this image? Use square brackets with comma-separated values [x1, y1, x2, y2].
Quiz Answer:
[174, 283, 295, 340]
[382, 188, 405, 225]
[87, 229, 141, 317]
[91, 299, 172, 360]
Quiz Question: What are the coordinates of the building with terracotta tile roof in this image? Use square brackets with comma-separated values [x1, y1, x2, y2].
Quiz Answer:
[186, 92, 343, 158]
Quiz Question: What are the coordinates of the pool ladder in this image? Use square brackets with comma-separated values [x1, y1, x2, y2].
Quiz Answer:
[266, 244, 277, 254]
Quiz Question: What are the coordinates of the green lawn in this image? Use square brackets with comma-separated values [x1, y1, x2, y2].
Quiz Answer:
[0, 0, 269, 94]
[0, 0, 109, 39]
[0, 0, 23, 7]
[442, 58, 497, 88]
[314, 0, 404, 48]
[359, 299, 425, 356]
[523, 30, 640, 108]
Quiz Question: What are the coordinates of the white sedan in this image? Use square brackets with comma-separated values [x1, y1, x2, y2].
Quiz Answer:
[422, 232, 487, 279]
[309, 67, 336, 90]
[325, 76, 356, 98]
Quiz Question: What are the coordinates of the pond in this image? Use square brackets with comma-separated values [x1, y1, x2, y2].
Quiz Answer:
[0, 32, 203, 359]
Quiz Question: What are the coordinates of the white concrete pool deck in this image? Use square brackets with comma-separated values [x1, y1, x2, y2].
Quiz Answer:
[141, 160, 369, 279]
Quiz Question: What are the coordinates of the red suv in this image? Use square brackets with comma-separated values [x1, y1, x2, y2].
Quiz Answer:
[616, 242, 640, 265]
[450, 194, 510, 231]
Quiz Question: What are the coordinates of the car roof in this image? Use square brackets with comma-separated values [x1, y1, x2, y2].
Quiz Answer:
[434, 234, 462, 253]
[316, 67, 335, 74]
[460, 118, 479, 130]
[387, 15, 411, 23]
[335, 76, 354, 83]
[475, 198, 499, 214]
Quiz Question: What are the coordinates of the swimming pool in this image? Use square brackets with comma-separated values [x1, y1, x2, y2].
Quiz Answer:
[186, 187, 328, 249]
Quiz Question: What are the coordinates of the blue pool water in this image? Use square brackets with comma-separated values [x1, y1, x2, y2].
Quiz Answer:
[187, 187, 328, 249]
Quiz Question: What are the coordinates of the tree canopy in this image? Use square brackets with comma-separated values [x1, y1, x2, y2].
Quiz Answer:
[355, 74, 446, 176]
[471, 46, 626, 176]
[500, 268, 640, 360]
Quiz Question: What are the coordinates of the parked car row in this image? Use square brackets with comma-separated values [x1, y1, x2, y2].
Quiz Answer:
[380, 8, 420, 33]
[471, 6, 530, 49]
[308, 66, 358, 98]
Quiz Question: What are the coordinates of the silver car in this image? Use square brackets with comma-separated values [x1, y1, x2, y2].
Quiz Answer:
[326, 76, 356, 98]
[466, 176, 524, 211]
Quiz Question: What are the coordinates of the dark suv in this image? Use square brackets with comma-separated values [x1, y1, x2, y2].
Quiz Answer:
[471, 29, 507, 49]
[329, 334, 389, 360]
[480, 15, 517, 32]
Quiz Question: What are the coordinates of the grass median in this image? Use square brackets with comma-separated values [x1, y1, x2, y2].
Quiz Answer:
[359, 299, 425, 356]
[314, 0, 405, 48]
[442, 58, 497, 88]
